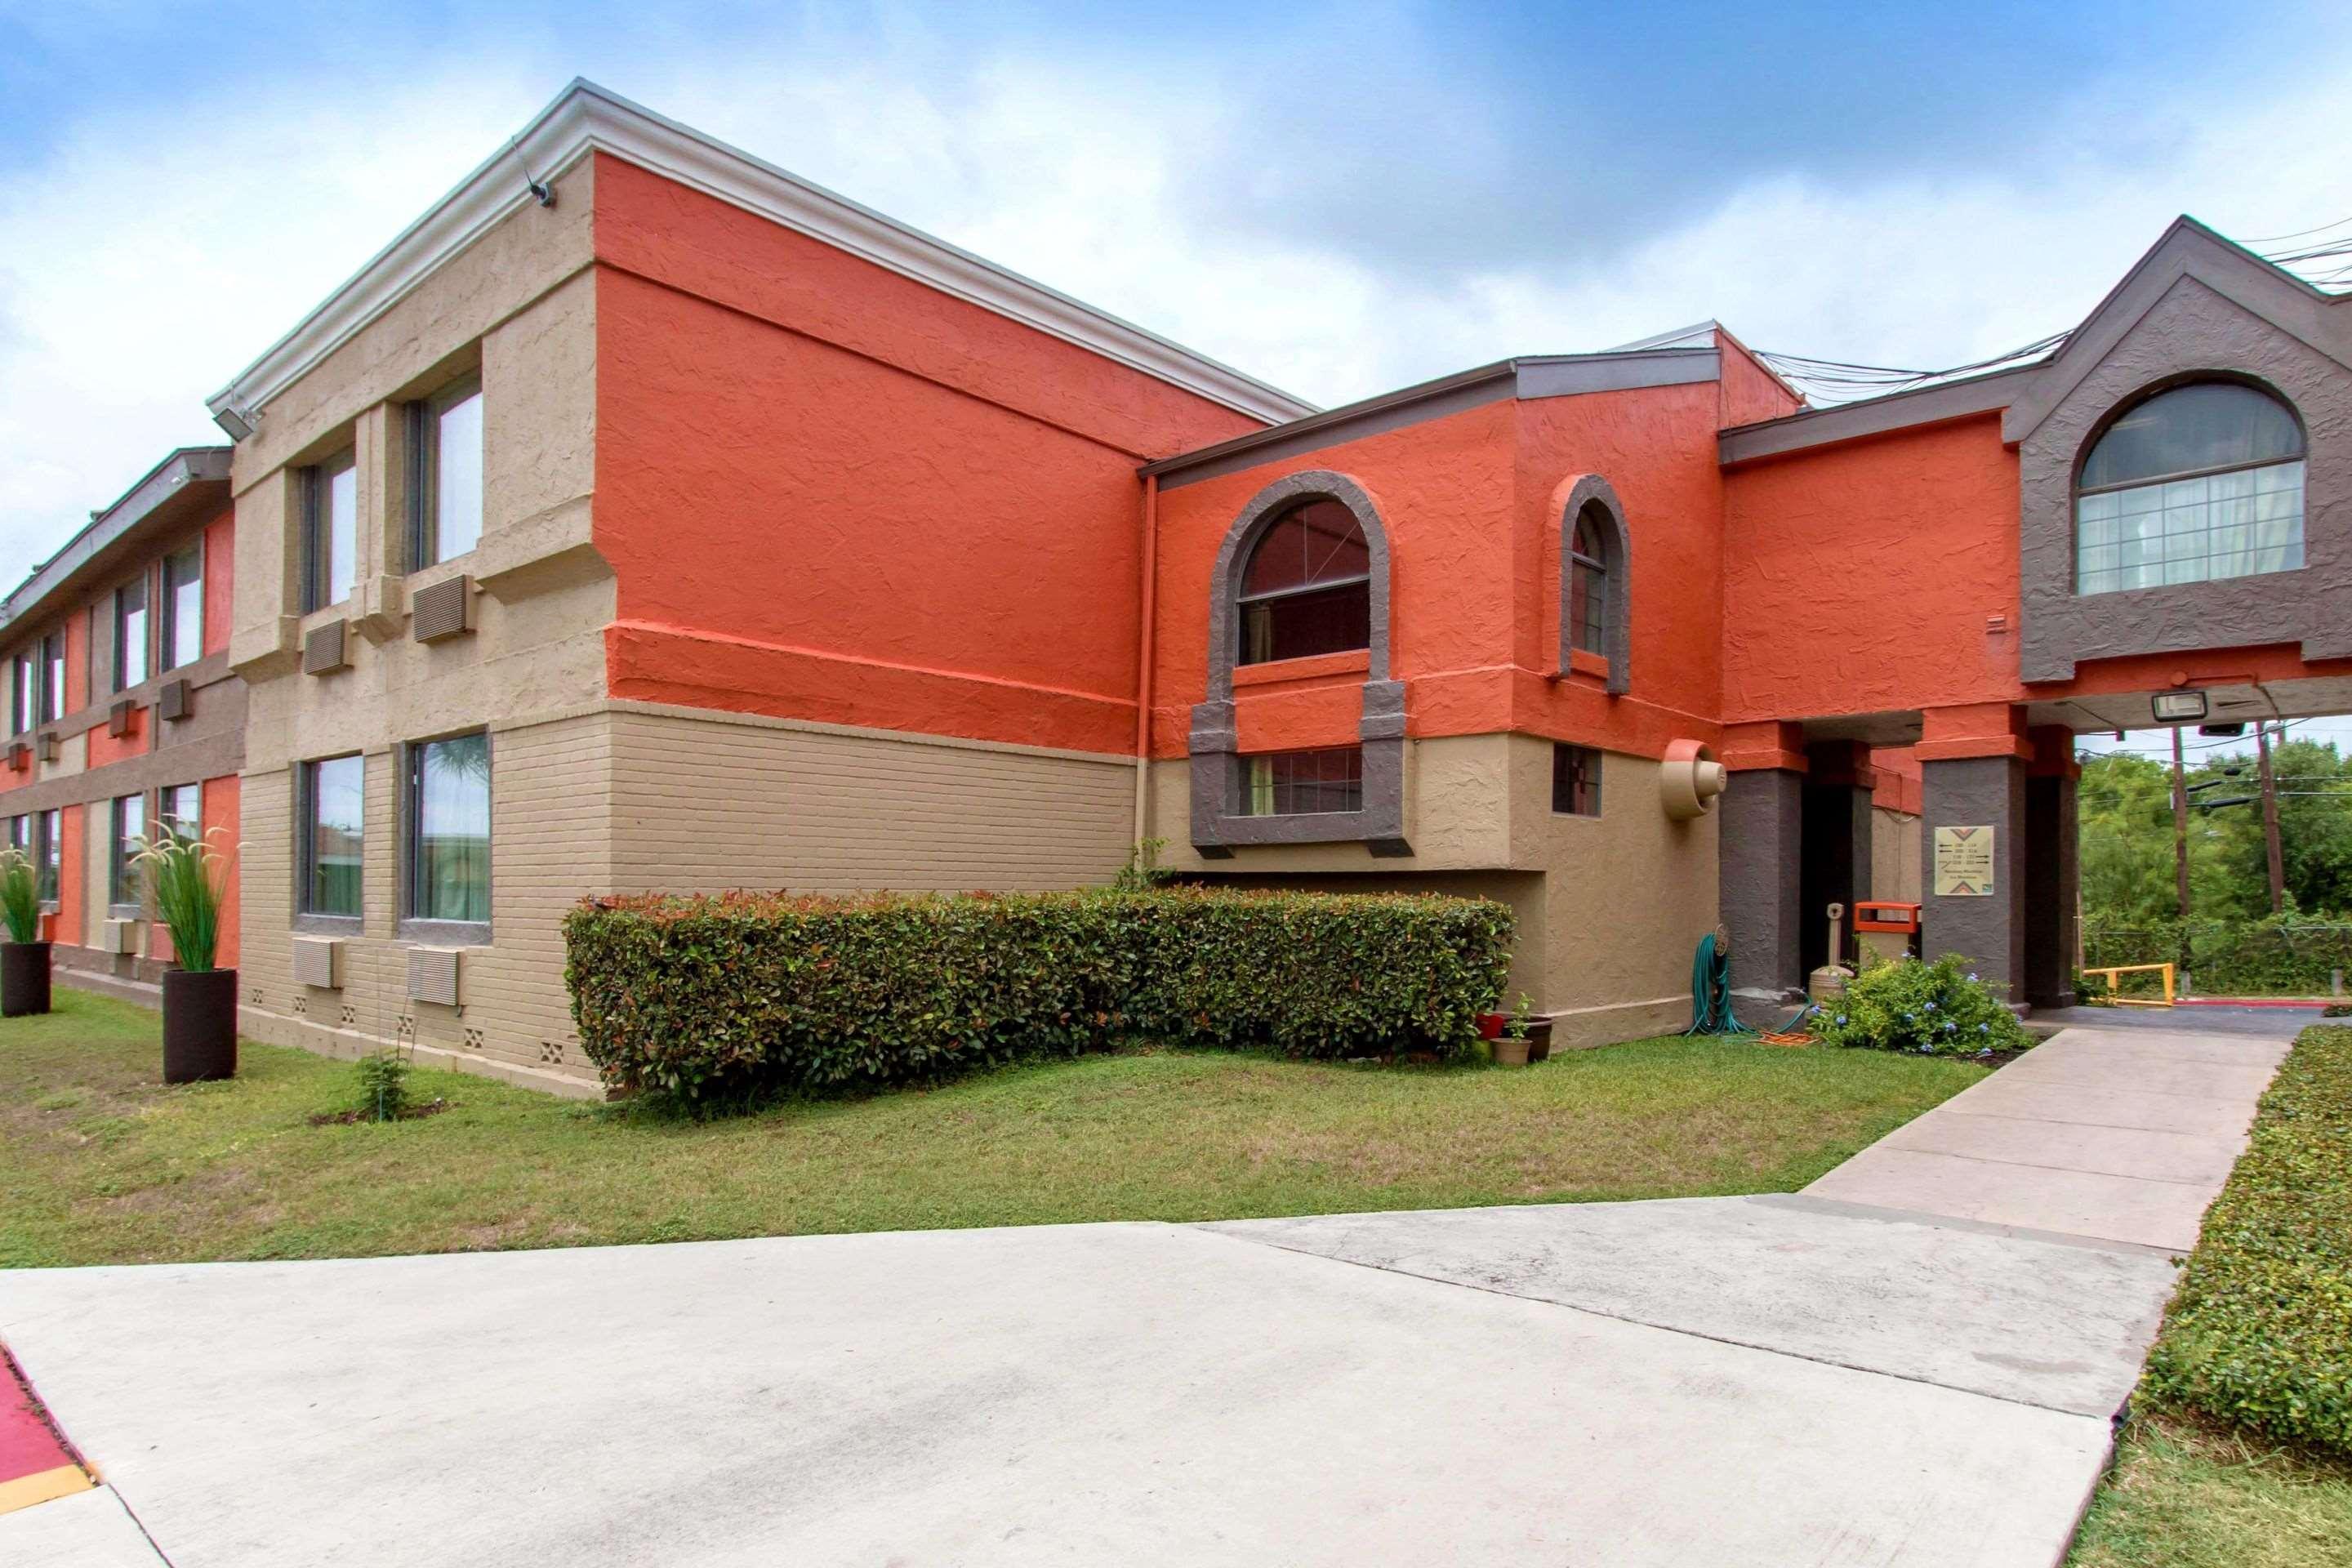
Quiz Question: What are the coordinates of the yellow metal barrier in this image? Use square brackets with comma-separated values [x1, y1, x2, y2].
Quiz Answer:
[2082, 962, 2176, 1007]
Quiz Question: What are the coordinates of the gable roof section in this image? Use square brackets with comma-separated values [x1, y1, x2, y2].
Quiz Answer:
[1718, 216, 2350, 466]
[208, 80, 1316, 434]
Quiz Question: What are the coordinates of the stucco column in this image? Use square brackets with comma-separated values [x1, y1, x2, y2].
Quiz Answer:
[1917, 706, 2032, 1006]
[1718, 723, 1806, 1001]
[1801, 742, 1876, 974]
[2024, 726, 2081, 1009]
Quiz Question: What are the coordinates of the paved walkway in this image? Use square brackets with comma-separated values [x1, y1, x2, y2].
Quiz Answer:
[0, 1023, 2288, 1568]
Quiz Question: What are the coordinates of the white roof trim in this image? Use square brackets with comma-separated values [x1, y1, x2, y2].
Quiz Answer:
[209, 79, 1316, 429]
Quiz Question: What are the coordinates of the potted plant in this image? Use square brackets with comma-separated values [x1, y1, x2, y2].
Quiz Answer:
[1491, 992, 1552, 1066]
[0, 847, 49, 1018]
[136, 826, 236, 1083]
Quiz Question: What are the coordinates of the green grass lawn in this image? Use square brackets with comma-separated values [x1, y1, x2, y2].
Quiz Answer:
[1, 987, 1986, 1267]
[2069, 1410, 2352, 1568]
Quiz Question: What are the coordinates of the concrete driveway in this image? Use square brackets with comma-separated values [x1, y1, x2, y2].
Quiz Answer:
[0, 1022, 2287, 1567]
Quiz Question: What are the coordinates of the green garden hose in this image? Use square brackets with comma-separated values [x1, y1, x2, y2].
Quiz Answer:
[1681, 930, 1754, 1036]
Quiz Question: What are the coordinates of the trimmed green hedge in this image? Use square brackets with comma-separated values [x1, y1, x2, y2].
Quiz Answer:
[564, 887, 1516, 1098]
[2142, 1025, 2352, 1458]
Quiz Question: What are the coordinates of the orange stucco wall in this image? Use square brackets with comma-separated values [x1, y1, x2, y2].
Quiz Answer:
[202, 506, 234, 657]
[1722, 415, 2024, 725]
[53, 803, 82, 944]
[203, 773, 238, 970]
[591, 154, 1265, 755]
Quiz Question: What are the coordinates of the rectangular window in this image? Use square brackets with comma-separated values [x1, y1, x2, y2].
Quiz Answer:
[5, 816, 24, 855]
[304, 451, 359, 611]
[2075, 461, 2305, 596]
[1552, 743, 1603, 817]
[36, 809, 60, 903]
[9, 655, 28, 735]
[159, 782, 201, 844]
[408, 732, 488, 924]
[1241, 746, 1363, 817]
[40, 631, 65, 723]
[114, 577, 149, 691]
[111, 794, 144, 908]
[414, 376, 484, 567]
[161, 544, 203, 670]
[301, 755, 365, 919]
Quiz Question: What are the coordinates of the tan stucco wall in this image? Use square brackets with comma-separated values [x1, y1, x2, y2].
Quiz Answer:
[1152, 732, 1717, 1047]
[1872, 808, 1922, 903]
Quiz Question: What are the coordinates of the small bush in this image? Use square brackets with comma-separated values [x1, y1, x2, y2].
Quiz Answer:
[0, 849, 38, 945]
[354, 1051, 412, 1123]
[1805, 953, 2034, 1057]
[563, 886, 1516, 1099]
[2142, 1025, 2352, 1459]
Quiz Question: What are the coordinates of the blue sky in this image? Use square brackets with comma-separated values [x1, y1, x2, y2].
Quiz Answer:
[3, 0, 2350, 686]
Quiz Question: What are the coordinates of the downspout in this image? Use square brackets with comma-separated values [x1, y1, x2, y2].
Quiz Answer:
[1132, 471, 1160, 850]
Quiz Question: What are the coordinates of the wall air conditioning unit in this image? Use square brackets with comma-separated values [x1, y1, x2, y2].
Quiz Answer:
[411, 575, 474, 644]
[107, 700, 135, 738]
[36, 732, 59, 763]
[408, 947, 463, 1007]
[3, 743, 26, 773]
[292, 935, 345, 991]
[158, 679, 192, 721]
[102, 919, 140, 955]
[302, 619, 350, 676]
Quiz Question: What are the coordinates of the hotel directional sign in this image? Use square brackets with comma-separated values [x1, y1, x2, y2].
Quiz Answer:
[1933, 826, 1995, 897]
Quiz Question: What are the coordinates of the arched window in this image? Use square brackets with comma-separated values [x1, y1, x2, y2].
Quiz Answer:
[2075, 381, 2305, 595]
[1236, 499, 1370, 665]
[1567, 504, 1610, 656]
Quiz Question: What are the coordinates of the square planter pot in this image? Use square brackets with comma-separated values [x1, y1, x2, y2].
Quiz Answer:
[2, 940, 51, 1018]
[1523, 1018, 1554, 1062]
[163, 967, 238, 1084]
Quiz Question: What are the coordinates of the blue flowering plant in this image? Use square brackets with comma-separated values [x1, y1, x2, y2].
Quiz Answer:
[1806, 953, 2033, 1058]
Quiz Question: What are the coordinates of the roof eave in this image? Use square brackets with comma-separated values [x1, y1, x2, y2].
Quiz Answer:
[0, 448, 234, 631]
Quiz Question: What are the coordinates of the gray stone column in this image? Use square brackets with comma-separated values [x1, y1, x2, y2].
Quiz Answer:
[1920, 755, 2029, 1004]
[2023, 727, 2080, 1009]
[1720, 767, 1804, 1000]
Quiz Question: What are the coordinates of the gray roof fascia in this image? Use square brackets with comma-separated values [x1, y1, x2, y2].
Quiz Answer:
[0, 448, 233, 632]
[1717, 363, 2040, 466]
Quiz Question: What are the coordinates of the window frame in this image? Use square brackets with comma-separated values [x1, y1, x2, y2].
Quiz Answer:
[410, 373, 485, 570]
[114, 573, 150, 693]
[302, 448, 360, 613]
[2072, 378, 2309, 599]
[9, 653, 29, 737]
[296, 755, 367, 933]
[1552, 743, 1604, 818]
[39, 630, 65, 724]
[35, 808, 60, 907]
[399, 729, 492, 943]
[1239, 745, 1365, 818]
[158, 782, 202, 844]
[109, 792, 145, 916]
[1567, 510, 1609, 657]
[1233, 501, 1374, 669]
[159, 541, 205, 672]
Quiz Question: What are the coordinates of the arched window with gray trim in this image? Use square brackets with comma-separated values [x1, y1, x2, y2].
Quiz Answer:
[1557, 475, 1632, 695]
[2074, 381, 2305, 596]
[1190, 470, 1409, 857]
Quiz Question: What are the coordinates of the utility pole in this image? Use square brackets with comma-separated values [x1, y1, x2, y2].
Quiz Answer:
[2171, 727, 2193, 923]
[2256, 720, 2286, 915]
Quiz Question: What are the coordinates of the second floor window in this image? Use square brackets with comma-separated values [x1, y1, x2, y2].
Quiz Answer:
[305, 450, 359, 612]
[415, 376, 484, 567]
[1567, 506, 1610, 657]
[40, 632, 65, 724]
[10, 655, 29, 736]
[1237, 500, 1370, 666]
[115, 577, 149, 691]
[2075, 381, 2305, 596]
[162, 544, 203, 670]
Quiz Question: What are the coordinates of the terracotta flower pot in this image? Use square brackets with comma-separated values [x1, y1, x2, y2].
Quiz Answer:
[1492, 1034, 1531, 1067]
[2, 940, 51, 1018]
[163, 968, 238, 1084]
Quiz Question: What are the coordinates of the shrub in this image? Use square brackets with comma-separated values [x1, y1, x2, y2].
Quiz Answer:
[0, 849, 38, 945]
[2142, 1025, 2352, 1459]
[131, 826, 229, 972]
[1805, 954, 2034, 1057]
[354, 1051, 412, 1123]
[563, 886, 1516, 1099]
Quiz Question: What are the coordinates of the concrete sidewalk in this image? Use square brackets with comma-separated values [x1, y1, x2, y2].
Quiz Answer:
[0, 1022, 2286, 1567]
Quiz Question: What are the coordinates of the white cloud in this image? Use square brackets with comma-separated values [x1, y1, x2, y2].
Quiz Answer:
[2, 35, 2348, 586]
